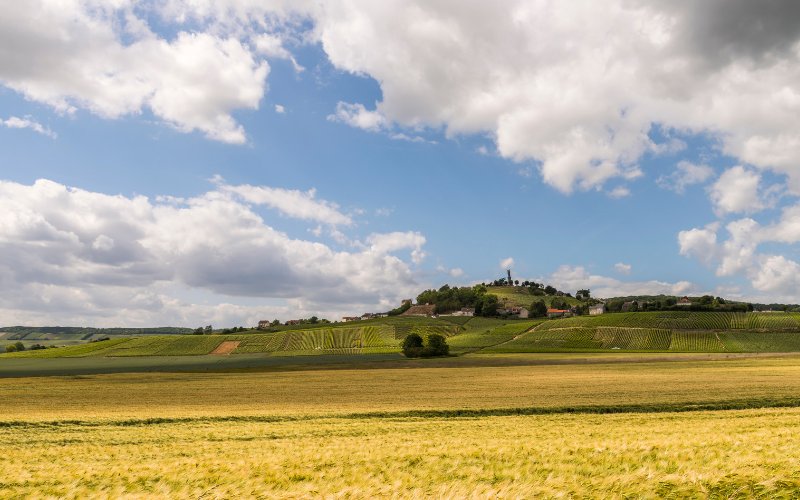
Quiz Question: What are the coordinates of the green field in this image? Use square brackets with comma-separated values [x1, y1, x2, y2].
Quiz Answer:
[6, 312, 800, 359]
[6, 356, 800, 498]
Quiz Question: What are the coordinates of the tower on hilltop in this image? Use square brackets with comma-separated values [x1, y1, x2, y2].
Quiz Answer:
[507, 269, 512, 285]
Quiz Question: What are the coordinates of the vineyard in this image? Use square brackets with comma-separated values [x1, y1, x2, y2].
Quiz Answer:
[6, 312, 800, 358]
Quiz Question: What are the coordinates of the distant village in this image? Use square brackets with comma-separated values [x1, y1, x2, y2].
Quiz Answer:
[260, 270, 787, 327]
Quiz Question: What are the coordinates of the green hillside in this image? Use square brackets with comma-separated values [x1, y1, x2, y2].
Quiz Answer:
[486, 286, 582, 308]
[7, 311, 800, 358]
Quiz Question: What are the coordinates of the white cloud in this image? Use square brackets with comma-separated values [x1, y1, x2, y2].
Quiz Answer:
[545, 265, 697, 298]
[500, 257, 515, 269]
[679, 202, 800, 301]
[8, 1, 800, 188]
[614, 262, 632, 275]
[375, 208, 392, 216]
[213, 176, 353, 226]
[275, 104, 285, 113]
[608, 186, 631, 199]
[294, 0, 800, 193]
[0, 178, 427, 326]
[0, 3, 268, 144]
[327, 102, 387, 132]
[2, 116, 57, 138]
[707, 166, 765, 216]
[436, 265, 464, 278]
[657, 160, 715, 194]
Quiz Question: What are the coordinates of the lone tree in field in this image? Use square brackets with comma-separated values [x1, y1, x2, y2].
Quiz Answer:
[400, 333, 424, 357]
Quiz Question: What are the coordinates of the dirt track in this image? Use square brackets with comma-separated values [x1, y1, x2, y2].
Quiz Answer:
[209, 341, 240, 355]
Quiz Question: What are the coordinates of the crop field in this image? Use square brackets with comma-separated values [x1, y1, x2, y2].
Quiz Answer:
[747, 312, 800, 330]
[6, 358, 800, 498]
[669, 332, 726, 352]
[723, 331, 800, 353]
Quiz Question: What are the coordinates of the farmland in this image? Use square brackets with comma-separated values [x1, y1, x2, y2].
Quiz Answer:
[5, 311, 800, 361]
[5, 356, 800, 498]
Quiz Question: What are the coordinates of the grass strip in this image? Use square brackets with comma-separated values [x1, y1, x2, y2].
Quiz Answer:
[5, 397, 800, 428]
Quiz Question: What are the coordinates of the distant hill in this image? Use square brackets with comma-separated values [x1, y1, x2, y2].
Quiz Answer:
[0, 326, 194, 341]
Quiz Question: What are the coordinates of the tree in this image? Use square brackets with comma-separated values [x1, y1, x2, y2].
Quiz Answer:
[204, 325, 213, 335]
[271, 319, 280, 327]
[192, 327, 204, 335]
[544, 285, 556, 295]
[629, 301, 639, 312]
[550, 297, 568, 311]
[514, 280, 519, 286]
[309, 316, 319, 324]
[481, 294, 499, 316]
[400, 333, 424, 357]
[13, 341, 25, 352]
[5, 344, 16, 353]
[577, 289, 591, 300]
[424, 333, 449, 356]
[530, 300, 547, 317]
[783, 305, 790, 312]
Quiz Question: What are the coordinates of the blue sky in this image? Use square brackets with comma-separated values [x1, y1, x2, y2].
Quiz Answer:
[1, 1, 799, 326]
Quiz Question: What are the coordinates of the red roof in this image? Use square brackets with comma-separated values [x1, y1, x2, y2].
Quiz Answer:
[547, 309, 566, 313]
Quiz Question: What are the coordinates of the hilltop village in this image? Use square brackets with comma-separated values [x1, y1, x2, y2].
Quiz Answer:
[267, 270, 786, 327]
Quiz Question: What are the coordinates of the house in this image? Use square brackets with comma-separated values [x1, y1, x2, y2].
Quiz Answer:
[401, 305, 436, 317]
[257, 320, 271, 328]
[589, 304, 605, 315]
[401, 299, 413, 306]
[361, 313, 376, 320]
[285, 320, 301, 326]
[496, 308, 509, 316]
[547, 308, 566, 318]
[621, 301, 632, 312]
[508, 306, 529, 318]
[375, 313, 389, 318]
[461, 307, 475, 316]
[677, 298, 692, 306]
[555, 291, 565, 296]
[341, 316, 360, 322]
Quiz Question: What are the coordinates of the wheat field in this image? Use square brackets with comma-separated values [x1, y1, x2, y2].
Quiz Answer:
[4, 356, 800, 498]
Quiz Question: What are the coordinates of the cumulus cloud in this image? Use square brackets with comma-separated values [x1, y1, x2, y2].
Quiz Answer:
[544, 265, 697, 298]
[679, 202, 800, 300]
[2, 116, 57, 138]
[0, 178, 427, 326]
[0, 2, 268, 144]
[657, 161, 715, 194]
[7, 1, 800, 188]
[275, 104, 285, 113]
[614, 262, 632, 275]
[327, 102, 387, 132]
[213, 176, 353, 226]
[301, 0, 800, 193]
[500, 257, 515, 269]
[707, 166, 765, 216]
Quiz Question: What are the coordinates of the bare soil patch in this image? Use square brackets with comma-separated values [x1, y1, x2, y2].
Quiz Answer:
[209, 341, 240, 355]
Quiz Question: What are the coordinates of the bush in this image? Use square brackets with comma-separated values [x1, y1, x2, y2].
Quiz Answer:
[401, 333, 424, 357]
[424, 333, 449, 356]
[401, 333, 449, 358]
[13, 341, 24, 352]
[5, 344, 16, 353]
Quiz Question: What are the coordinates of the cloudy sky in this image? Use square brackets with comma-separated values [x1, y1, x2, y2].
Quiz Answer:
[2, 0, 800, 327]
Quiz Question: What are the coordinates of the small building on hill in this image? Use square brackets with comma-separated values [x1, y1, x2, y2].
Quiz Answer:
[547, 309, 566, 318]
[342, 316, 360, 322]
[257, 320, 270, 328]
[401, 304, 436, 317]
[621, 301, 632, 312]
[361, 313, 376, 320]
[285, 320, 301, 326]
[677, 298, 692, 306]
[508, 306, 529, 318]
[589, 304, 605, 315]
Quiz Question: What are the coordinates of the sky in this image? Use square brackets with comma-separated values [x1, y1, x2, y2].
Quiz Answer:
[1, 0, 800, 327]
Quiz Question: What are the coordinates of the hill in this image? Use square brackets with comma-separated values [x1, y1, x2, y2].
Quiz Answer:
[486, 286, 582, 308]
[8, 311, 800, 358]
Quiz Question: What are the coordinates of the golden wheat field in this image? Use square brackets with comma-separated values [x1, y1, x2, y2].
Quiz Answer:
[4, 356, 800, 498]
